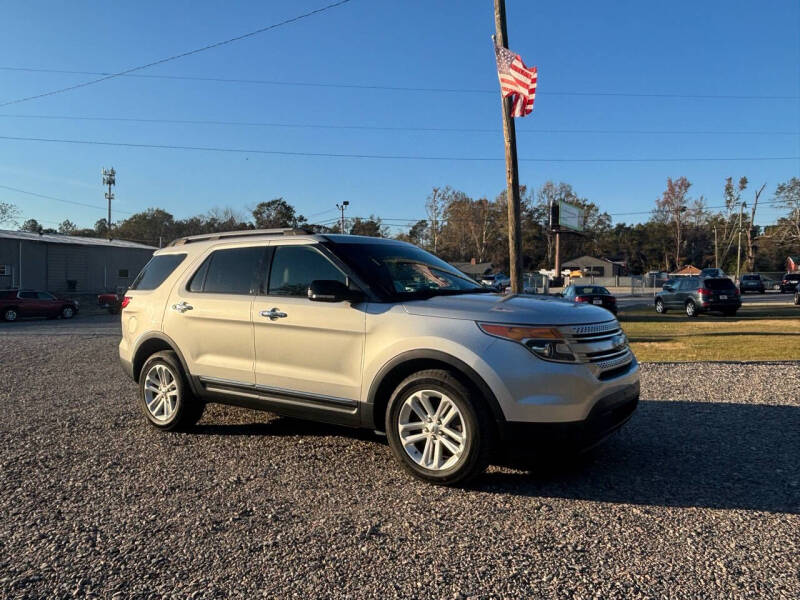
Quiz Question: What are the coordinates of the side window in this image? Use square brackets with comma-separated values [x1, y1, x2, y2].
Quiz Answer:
[130, 254, 187, 291]
[187, 256, 211, 292]
[200, 246, 265, 295]
[268, 245, 346, 297]
[36, 292, 55, 300]
[19, 291, 36, 299]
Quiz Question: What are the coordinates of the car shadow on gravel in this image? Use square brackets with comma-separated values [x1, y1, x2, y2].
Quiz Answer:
[479, 400, 800, 514]
[192, 417, 380, 442]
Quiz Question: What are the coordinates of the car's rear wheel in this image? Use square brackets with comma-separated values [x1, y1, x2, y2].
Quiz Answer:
[386, 369, 493, 486]
[61, 306, 74, 319]
[655, 299, 666, 314]
[139, 351, 205, 431]
[3, 308, 18, 322]
[685, 300, 697, 317]
[794, 292, 800, 306]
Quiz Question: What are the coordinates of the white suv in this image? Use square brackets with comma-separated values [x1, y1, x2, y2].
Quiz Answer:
[120, 229, 639, 485]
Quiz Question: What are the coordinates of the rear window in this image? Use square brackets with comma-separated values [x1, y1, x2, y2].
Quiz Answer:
[704, 278, 736, 290]
[577, 286, 609, 295]
[130, 254, 186, 291]
[742, 275, 759, 281]
[786, 274, 800, 281]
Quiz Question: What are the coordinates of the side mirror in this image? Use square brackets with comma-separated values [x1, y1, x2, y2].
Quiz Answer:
[308, 280, 363, 303]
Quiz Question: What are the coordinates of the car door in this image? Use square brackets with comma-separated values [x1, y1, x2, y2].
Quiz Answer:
[36, 292, 60, 317]
[251, 242, 366, 423]
[16, 291, 41, 316]
[660, 280, 678, 307]
[163, 244, 266, 385]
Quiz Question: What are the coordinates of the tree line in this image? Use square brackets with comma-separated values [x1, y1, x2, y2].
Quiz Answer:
[4, 176, 799, 274]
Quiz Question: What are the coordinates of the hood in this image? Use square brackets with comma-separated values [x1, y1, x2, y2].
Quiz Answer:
[402, 293, 616, 326]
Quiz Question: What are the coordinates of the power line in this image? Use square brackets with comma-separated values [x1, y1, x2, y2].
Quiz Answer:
[0, 183, 136, 215]
[0, 1, 352, 108]
[1, 65, 797, 101]
[0, 112, 797, 136]
[1, 134, 798, 163]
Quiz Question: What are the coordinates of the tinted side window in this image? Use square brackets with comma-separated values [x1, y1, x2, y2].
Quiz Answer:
[36, 292, 55, 300]
[187, 256, 211, 292]
[202, 246, 265, 295]
[19, 291, 36, 299]
[130, 254, 186, 291]
[268, 245, 346, 297]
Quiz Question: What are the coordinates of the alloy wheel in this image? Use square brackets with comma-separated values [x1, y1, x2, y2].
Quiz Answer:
[655, 300, 664, 313]
[397, 390, 467, 471]
[686, 301, 696, 317]
[143, 364, 179, 422]
[4, 309, 17, 321]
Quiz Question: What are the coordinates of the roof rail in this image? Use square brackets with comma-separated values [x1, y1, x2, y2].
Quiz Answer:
[168, 228, 312, 247]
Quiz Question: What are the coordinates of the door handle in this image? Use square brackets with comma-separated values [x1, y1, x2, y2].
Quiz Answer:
[260, 308, 287, 321]
[171, 301, 194, 313]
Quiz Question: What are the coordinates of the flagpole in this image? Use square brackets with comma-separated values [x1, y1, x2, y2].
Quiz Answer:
[494, 0, 523, 294]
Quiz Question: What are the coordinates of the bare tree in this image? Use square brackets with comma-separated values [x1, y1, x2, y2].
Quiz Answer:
[654, 177, 692, 269]
[773, 177, 800, 243]
[425, 187, 443, 253]
[0, 202, 20, 227]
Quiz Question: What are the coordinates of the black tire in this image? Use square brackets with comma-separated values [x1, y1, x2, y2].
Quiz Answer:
[685, 300, 697, 317]
[138, 350, 205, 431]
[722, 309, 737, 317]
[794, 292, 800, 306]
[61, 305, 75, 319]
[655, 299, 666, 314]
[385, 369, 494, 486]
[3, 307, 18, 322]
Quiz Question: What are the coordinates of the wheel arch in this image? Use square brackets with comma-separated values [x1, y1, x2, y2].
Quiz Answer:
[131, 333, 197, 394]
[365, 349, 506, 436]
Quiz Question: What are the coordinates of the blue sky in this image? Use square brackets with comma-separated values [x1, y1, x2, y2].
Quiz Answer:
[0, 0, 798, 232]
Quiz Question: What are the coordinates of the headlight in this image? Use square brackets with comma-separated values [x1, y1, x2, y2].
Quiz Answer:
[478, 323, 576, 363]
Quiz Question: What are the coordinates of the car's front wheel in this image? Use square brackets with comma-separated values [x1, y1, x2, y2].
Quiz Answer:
[685, 300, 698, 317]
[3, 308, 18, 322]
[61, 306, 75, 319]
[655, 299, 666, 314]
[794, 292, 800, 306]
[386, 369, 494, 486]
[139, 351, 205, 431]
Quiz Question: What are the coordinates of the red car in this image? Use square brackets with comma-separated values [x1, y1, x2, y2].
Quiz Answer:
[0, 289, 80, 322]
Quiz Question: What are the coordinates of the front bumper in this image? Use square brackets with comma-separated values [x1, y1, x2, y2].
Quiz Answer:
[501, 380, 639, 454]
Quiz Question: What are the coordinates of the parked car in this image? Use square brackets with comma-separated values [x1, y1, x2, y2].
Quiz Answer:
[119, 230, 639, 485]
[779, 273, 800, 293]
[761, 276, 781, 291]
[560, 284, 617, 314]
[655, 277, 741, 317]
[738, 274, 766, 294]
[795, 289, 800, 306]
[0, 289, 79, 322]
[97, 286, 127, 314]
[480, 272, 510, 291]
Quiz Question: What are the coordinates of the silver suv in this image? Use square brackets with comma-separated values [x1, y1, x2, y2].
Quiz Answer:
[120, 229, 639, 485]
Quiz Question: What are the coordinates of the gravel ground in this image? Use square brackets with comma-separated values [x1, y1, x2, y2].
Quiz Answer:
[1, 334, 798, 599]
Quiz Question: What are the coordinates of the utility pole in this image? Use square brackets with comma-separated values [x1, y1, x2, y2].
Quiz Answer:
[494, 0, 523, 294]
[735, 201, 746, 281]
[102, 167, 116, 241]
[336, 200, 349, 234]
[713, 225, 718, 269]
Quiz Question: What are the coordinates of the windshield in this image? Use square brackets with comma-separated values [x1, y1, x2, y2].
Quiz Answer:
[329, 241, 486, 300]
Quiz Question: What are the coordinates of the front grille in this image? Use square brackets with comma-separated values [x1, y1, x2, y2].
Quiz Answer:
[559, 320, 633, 378]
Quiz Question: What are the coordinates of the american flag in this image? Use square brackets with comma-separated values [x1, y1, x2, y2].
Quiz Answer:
[494, 43, 537, 117]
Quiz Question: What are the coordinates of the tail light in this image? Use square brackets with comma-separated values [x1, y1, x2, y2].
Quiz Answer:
[734, 288, 740, 296]
[121, 296, 132, 309]
[697, 288, 711, 296]
[575, 296, 590, 303]
[608, 296, 616, 303]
